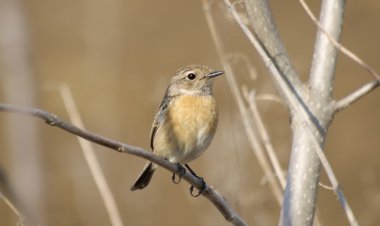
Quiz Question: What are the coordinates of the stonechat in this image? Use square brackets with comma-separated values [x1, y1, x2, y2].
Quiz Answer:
[131, 65, 223, 192]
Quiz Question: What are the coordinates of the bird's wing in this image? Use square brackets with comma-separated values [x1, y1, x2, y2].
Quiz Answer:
[150, 88, 172, 150]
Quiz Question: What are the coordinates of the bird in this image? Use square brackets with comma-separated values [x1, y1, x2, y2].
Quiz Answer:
[130, 65, 223, 194]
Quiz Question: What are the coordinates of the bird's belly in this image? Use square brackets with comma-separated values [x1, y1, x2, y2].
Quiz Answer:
[153, 95, 218, 163]
[169, 124, 213, 163]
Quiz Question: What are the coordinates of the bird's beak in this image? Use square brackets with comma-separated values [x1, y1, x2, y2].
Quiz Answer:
[208, 71, 224, 78]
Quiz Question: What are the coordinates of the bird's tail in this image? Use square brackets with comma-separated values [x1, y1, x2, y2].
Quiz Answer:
[130, 162, 157, 191]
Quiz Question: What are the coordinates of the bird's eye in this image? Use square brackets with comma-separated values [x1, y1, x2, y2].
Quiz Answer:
[187, 73, 196, 80]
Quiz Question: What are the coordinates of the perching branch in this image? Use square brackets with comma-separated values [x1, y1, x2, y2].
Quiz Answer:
[0, 103, 248, 226]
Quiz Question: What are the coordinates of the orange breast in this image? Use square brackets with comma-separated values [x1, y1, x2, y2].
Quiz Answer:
[153, 95, 218, 163]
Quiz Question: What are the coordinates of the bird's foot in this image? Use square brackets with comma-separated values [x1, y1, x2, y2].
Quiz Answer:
[172, 163, 186, 184]
[190, 177, 206, 197]
[184, 164, 206, 197]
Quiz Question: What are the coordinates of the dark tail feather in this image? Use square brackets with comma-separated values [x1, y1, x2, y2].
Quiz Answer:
[131, 162, 156, 191]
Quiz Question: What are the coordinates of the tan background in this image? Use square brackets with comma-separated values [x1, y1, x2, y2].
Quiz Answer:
[0, 0, 379, 225]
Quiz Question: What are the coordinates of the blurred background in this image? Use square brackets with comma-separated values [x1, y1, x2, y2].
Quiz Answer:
[0, 0, 379, 225]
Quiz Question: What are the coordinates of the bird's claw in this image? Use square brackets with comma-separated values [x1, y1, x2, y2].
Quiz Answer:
[172, 163, 186, 184]
[190, 177, 206, 197]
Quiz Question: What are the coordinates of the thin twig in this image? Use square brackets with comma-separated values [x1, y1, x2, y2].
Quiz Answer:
[223, 1, 359, 225]
[0, 103, 248, 226]
[59, 84, 124, 226]
[203, 0, 283, 205]
[255, 94, 285, 106]
[243, 89, 286, 189]
[298, 0, 380, 81]
[319, 182, 334, 191]
[334, 80, 380, 113]
[0, 190, 26, 226]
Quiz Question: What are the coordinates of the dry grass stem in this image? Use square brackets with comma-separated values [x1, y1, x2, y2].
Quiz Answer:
[58, 84, 124, 226]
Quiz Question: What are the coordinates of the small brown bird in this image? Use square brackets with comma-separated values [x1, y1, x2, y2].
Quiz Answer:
[131, 65, 223, 192]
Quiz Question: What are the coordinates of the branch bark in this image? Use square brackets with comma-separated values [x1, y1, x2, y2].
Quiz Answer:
[243, 0, 304, 94]
[280, 0, 346, 225]
[0, 103, 248, 226]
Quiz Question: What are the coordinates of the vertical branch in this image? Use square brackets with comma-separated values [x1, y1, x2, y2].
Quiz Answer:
[309, 0, 345, 99]
[280, 0, 346, 226]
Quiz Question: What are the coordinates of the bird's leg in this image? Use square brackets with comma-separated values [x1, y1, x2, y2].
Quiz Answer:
[172, 163, 186, 184]
[185, 164, 206, 197]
